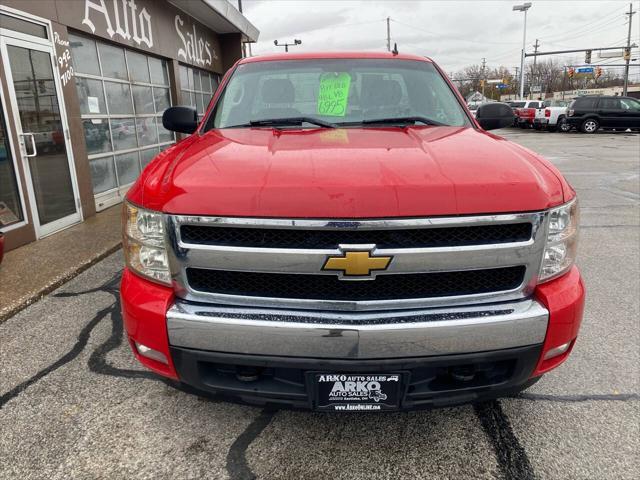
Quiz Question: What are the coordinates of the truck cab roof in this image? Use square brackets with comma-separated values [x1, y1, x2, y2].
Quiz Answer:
[239, 51, 433, 64]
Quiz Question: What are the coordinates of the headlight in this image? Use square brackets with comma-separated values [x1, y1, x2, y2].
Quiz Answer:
[123, 201, 171, 285]
[539, 199, 579, 282]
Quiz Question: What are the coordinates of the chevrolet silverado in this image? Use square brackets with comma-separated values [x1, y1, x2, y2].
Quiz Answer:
[120, 52, 584, 411]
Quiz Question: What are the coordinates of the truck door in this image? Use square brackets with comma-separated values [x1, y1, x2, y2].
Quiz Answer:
[596, 98, 624, 129]
[618, 98, 640, 129]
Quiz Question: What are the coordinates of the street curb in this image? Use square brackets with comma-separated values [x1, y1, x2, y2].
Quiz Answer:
[0, 243, 122, 325]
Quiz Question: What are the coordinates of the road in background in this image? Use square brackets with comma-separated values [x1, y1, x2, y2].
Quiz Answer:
[1, 130, 638, 480]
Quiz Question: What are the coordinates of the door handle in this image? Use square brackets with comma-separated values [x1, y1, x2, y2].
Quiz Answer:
[20, 133, 37, 158]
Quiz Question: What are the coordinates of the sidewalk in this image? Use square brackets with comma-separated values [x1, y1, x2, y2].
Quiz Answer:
[0, 205, 122, 322]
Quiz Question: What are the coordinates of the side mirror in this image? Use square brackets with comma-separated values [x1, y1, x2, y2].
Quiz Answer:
[475, 103, 515, 131]
[162, 106, 198, 134]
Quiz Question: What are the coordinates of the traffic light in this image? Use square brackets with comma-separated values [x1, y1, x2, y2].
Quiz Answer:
[595, 67, 603, 78]
[623, 48, 631, 61]
[568, 67, 575, 78]
[585, 50, 592, 64]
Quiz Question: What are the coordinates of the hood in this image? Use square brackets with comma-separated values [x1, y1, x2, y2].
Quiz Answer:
[130, 126, 567, 218]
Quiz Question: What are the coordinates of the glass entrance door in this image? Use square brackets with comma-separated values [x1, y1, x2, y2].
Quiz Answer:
[0, 35, 81, 237]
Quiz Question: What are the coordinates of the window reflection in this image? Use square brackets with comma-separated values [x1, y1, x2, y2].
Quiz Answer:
[72, 34, 177, 198]
[82, 119, 111, 154]
[111, 118, 137, 151]
[0, 99, 24, 227]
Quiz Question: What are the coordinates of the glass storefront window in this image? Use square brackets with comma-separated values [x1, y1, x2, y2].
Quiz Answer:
[82, 119, 111, 154]
[111, 118, 137, 151]
[127, 51, 150, 83]
[179, 64, 220, 120]
[76, 77, 106, 115]
[68, 33, 100, 76]
[136, 117, 157, 146]
[97, 43, 127, 80]
[149, 58, 169, 86]
[115, 152, 140, 185]
[104, 82, 133, 115]
[0, 99, 24, 228]
[153, 87, 170, 113]
[132, 86, 154, 114]
[89, 156, 117, 194]
[70, 33, 175, 200]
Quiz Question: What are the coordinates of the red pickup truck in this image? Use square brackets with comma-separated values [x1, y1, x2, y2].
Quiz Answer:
[121, 52, 584, 411]
[511, 100, 544, 128]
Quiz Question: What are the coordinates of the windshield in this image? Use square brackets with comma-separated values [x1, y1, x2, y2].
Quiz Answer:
[510, 102, 526, 108]
[543, 100, 568, 107]
[206, 59, 470, 129]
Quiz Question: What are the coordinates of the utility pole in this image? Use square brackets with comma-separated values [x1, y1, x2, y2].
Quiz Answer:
[386, 17, 391, 52]
[514, 66, 519, 99]
[481, 57, 487, 97]
[531, 39, 540, 99]
[532, 39, 540, 68]
[623, 2, 636, 96]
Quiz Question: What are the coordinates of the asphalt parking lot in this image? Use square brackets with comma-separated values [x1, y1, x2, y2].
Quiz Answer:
[1, 129, 638, 480]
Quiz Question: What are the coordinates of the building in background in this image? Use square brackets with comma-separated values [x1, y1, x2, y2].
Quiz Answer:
[0, 0, 258, 251]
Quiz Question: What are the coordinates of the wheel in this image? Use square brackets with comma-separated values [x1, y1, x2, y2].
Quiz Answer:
[581, 118, 599, 133]
[557, 116, 571, 132]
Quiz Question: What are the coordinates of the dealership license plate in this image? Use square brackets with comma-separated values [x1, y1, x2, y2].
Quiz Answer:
[314, 373, 402, 412]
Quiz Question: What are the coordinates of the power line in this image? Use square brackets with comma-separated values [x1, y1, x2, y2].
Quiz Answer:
[390, 18, 521, 46]
[537, 8, 622, 41]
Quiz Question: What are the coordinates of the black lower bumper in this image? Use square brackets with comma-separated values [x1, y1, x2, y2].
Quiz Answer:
[170, 345, 542, 410]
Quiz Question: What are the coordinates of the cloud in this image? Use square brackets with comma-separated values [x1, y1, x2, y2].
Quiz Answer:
[241, 0, 640, 77]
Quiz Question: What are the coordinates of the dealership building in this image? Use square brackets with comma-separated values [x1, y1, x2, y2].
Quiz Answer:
[0, 0, 258, 251]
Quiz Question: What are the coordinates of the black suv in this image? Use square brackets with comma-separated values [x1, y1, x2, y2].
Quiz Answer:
[566, 95, 640, 133]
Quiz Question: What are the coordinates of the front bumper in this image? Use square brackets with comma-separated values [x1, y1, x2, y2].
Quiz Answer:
[166, 299, 548, 359]
[120, 266, 585, 409]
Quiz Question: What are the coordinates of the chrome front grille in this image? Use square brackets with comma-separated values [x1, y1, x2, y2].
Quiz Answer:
[166, 213, 548, 311]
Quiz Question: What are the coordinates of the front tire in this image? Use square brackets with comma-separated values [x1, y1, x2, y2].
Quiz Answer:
[581, 118, 599, 133]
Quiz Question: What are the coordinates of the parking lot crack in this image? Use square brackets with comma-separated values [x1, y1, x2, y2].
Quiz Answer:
[516, 392, 640, 403]
[474, 400, 535, 480]
[226, 408, 277, 480]
[0, 301, 113, 409]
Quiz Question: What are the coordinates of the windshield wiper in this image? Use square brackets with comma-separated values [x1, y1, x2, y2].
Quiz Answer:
[228, 117, 337, 129]
[359, 116, 446, 126]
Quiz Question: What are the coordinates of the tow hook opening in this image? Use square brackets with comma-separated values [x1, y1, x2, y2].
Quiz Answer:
[449, 365, 476, 382]
[236, 366, 262, 382]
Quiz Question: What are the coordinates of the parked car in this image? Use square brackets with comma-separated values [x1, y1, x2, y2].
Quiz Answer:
[534, 100, 569, 132]
[566, 95, 640, 133]
[120, 51, 584, 411]
[510, 100, 544, 128]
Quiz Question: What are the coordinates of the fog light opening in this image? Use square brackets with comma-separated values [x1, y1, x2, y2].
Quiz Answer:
[135, 341, 168, 365]
[543, 341, 572, 361]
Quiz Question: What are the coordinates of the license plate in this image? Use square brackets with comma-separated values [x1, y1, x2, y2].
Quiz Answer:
[313, 373, 402, 412]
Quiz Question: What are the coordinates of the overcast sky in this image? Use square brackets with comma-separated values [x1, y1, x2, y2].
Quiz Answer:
[241, 0, 639, 79]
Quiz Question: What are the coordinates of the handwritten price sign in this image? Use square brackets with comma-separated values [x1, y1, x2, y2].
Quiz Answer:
[317, 73, 351, 117]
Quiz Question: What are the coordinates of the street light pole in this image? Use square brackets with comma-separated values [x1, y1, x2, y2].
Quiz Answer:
[513, 2, 532, 99]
